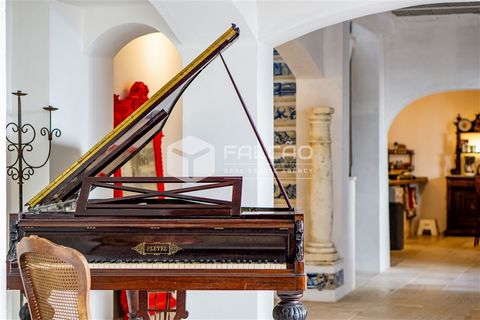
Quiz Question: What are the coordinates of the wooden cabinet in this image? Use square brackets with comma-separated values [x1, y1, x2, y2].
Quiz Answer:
[446, 176, 477, 236]
[450, 114, 480, 175]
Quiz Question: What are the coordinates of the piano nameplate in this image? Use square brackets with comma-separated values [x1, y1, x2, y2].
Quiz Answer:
[133, 242, 182, 256]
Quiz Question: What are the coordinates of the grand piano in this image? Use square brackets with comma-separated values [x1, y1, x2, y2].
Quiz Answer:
[6, 25, 307, 320]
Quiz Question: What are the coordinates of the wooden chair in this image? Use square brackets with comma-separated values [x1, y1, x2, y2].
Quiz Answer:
[474, 175, 480, 246]
[16, 235, 91, 320]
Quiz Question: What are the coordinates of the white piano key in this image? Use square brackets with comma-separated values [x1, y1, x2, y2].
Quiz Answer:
[87, 261, 286, 270]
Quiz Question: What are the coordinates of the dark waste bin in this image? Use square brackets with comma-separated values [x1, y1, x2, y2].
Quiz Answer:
[389, 202, 404, 250]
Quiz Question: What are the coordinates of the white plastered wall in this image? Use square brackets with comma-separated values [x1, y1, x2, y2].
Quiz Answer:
[351, 21, 389, 273]
[7, 0, 51, 214]
[0, 0, 6, 319]
[351, 12, 480, 273]
[260, 5, 480, 279]
[49, 1, 88, 180]
[156, 3, 275, 318]
[6, 1, 52, 314]
[6, 0, 181, 318]
[383, 14, 480, 126]
[277, 22, 355, 293]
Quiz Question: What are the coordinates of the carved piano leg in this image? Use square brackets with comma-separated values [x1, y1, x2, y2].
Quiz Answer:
[19, 302, 31, 320]
[174, 290, 189, 320]
[273, 291, 307, 320]
[138, 290, 149, 319]
[126, 290, 143, 320]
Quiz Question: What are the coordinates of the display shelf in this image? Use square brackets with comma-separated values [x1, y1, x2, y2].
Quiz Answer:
[388, 149, 414, 155]
[388, 143, 415, 174]
[389, 177, 428, 186]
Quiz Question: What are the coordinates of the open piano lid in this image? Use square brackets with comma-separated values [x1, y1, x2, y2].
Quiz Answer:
[27, 25, 240, 209]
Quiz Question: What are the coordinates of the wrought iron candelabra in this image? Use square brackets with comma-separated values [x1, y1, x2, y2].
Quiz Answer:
[6, 90, 61, 212]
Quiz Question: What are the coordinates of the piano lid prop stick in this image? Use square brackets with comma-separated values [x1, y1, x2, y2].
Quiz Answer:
[219, 53, 293, 210]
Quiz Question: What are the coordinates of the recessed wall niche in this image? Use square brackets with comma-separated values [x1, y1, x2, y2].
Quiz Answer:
[113, 32, 182, 178]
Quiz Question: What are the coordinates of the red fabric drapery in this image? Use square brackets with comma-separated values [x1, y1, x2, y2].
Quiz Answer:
[113, 82, 174, 318]
[113, 81, 164, 196]
[119, 292, 177, 318]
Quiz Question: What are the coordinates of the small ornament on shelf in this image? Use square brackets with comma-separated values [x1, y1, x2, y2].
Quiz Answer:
[461, 139, 469, 153]
[464, 156, 476, 175]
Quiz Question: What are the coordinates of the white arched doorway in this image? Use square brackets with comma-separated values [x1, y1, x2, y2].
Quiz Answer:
[388, 90, 480, 238]
[352, 11, 480, 273]
[85, 23, 174, 146]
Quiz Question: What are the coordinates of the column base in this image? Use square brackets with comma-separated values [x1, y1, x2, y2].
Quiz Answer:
[304, 259, 345, 302]
[305, 242, 338, 264]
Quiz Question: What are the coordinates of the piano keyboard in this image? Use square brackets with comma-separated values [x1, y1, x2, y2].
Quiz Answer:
[88, 262, 286, 270]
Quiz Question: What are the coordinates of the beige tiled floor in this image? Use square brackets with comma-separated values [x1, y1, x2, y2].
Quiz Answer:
[306, 236, 480, 320]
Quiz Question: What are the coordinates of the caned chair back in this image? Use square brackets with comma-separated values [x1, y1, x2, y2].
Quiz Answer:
[16, 235, 91, 320]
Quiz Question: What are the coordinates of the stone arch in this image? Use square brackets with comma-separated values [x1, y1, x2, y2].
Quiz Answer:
[387, 85, 480, 130]
[387, 89, 480, 234]
[86, 23, 159, 57]
[261, 0, 460, 46]
[84, 21, 181, 146]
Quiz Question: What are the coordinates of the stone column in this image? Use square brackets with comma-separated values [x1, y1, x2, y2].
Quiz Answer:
[306, 107, 338, 263]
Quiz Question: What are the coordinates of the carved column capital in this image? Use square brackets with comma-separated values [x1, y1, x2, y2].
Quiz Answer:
[309, 108, 334, 146]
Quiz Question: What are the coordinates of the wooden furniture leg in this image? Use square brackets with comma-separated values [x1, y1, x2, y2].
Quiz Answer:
[19, 302, 30, 320]
[138, 290, 149, 319]
[474, 212, 480, 246]
[126, 290, 143, 320]
[474, 174, 480, 246]
[174, 290, 189, 320]
[273, 291, 307, 320]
